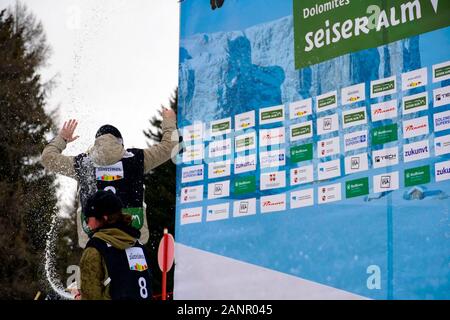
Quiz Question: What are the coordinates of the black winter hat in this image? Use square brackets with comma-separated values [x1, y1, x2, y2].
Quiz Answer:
[85, 190, 123, 219]
[95, 124, 123, 140]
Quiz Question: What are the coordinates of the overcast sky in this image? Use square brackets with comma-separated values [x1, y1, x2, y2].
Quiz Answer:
[0, 0, 180, 212]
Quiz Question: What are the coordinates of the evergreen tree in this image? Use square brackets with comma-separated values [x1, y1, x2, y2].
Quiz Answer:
[0, 4, 58, 299]
[143, 89, 178, 298]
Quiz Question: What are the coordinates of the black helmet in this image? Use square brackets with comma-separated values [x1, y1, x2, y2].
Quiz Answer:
[95, 124, 123, 141]
[85, 190, 123, 219]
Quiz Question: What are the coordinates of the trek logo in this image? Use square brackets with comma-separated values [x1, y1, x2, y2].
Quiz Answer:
[260, 193, 286, 213]
[206, 203, 230, 222]
[233, 198, 256, 217]
[372, 147, 399, 169]
[289, 98, 312, 119]
[434, 110, 450, 132]
[181, 164, 204, 183]
[96, 162, 124, 181]
[371, 100, 397, 122]
[401, 68, 427, 91]
[402, 116, 429, 139]
[180, 207, 202, 225]
[435, 160, 450, 182]
[434, 85, 450, 108]
[403, 140, 430, 163]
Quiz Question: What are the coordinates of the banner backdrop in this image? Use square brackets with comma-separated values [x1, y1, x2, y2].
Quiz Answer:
[175, 0, 450, 299]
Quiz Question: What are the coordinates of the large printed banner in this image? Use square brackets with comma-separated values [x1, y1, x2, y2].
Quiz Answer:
[175, 0, 450, 299]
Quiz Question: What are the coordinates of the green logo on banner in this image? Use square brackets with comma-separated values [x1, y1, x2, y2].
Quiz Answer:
[404, 96, 427, 110]
[405, 165, 430, 187]
[372, 80, 395, 94]
[261, 109, 283, 121]
[318, 95, 336, 108]
[236, 137, 254, 148]
[435, 65, 450, 79]
[292, 124, 312, 137]
[346, 177, 369, 198]
[293, 0, 450, 69]
[371, 124, 398, 145]
[234, 176, 256, 195]
[212, 121, 230, 132]
[291, 143, 313, 163]
[344, 111, 366, 124]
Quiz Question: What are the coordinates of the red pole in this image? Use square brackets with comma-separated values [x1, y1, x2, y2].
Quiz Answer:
[162, 228, 168, 300]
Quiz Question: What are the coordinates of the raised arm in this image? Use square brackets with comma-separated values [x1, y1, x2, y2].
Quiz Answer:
[143, 108, 180, 173]
[41, 119, 79, 179]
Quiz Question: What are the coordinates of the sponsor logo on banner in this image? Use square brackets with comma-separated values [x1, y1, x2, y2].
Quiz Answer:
[371, 76, 396, 98]
[318, 183, 341, 204]
[433, 85, 450, 108]
[433, 60, 450, 83]
[435, 160, 450, 182]
[290, 143, 313, 163]
[345, 177, 369, 199]
[371, 124, 398, 145]
[260, 193, 286, 213]
[234, 154, 257, 174]
[434, 110, 450, 132]
[208, 161, 231, 179]
[317, 113, 339, 135]
[344, 152, 369, 175]
[235, 132, 256, 153]
[290, 121, 313, 142]
[342, 107, 367, 129]
[261, 171, 286, 190]
[180, 185, 204, 204]
[290, 165, 314, 186]
[318, 159, 341, 181]
[234, 175, 256, 195]
[182, 144, 204, 163]
[260, 105, 285, 125]
[435, 134, 450, 156]
[344, 130, 368, 152]
[316, 90, 337, 112]
[290, 189, 314, 208]
[370, 100, 398, 122]
[206, 203, 230, 222]
[207, 180, 230, 199]
[260, 127, 285, 147]
[181, 164, 204, 183]
[260, 149, 286, 169]
[180, 207, 202, 225]
[373, 171, 399, 193]
[372, 147, 399, 169]
[233, 198, 257, 217]
[317, 136, 340, 158]
[405, 165, 430, 187]
[401, 67, 427, 91]
[402, 92, 428, 115]
[96, 162, 124, 181]
[289, 98, 312, 119]
[403, 116, 429, 139]
[208, 138, 232, 158]
[182, 123, 204, 142]
[341, 83, 365, 105]
[210, 118, 231, 137]
[403, 140, 430, 163]
[235, 110, 255, 130]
